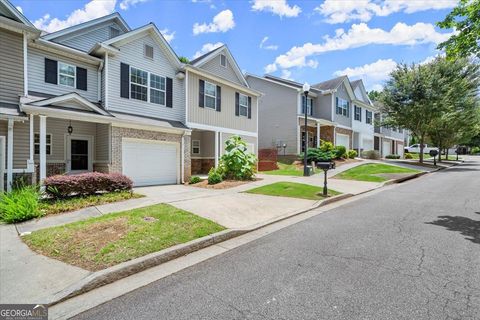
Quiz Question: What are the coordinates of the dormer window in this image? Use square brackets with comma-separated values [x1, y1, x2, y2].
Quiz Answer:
[144, 44, 154, 59]
[109, 27, 120, 39]
[220, 54, 226, 67]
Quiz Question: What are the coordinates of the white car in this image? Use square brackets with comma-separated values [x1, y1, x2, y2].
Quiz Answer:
[404, 144, 439, 154]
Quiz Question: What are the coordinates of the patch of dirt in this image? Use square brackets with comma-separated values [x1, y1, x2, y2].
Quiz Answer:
[192, 178, 260, 189]
[143, 216, 157, 222]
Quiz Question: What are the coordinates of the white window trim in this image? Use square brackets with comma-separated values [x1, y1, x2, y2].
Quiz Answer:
[204, 80, 217, 110]
[302, 97, 313, 115]
[220, 54, 227, 68]
[34, 133, 52, 155]
[337, 98, 349, 117]
[149, 73, 166, 106]
[58, 62, 76, 88]
[239, 93, 249, 117]
[130, 66, 166, 106]
[366, 110, 373, 124]
[192, 140, 201, 155]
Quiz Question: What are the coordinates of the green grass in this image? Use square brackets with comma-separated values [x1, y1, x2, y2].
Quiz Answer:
[23, 204, 225, 271]
[406, 153, 432, 160]
[262, 162, 311, 176]
[39, 191, 144, 216]
[246, 181, 340, 200]
[406, 153, 461, 161]
[334, 163, 420, 182]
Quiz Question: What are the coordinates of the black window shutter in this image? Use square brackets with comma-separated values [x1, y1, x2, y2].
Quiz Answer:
[310, 98, 314, 116]
[302, 96, 306, 114]
[248, 96, 252, 119]
[216, 85, 221, 112]
[45, 58, 57, 84]
[76, 67, 87, 91]
[335, 97, 339, 114]
[166, 77, 173, 108]
[199, 79, 205, 108]
[120, 63, 130, 98]
[235, 92, 240, 116]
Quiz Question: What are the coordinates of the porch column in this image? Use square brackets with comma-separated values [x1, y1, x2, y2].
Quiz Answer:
[214, 131, 219, 168]
[29, 114, 34, 160]
[39, 115, 47, 184]
[316, 122, 320, 147]
[6, 119, 13, 192]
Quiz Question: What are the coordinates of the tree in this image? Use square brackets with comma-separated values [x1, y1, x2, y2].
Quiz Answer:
[179, 56, 190, 64]
[437, 0, 480, 59]
[368, 90, 381, 102]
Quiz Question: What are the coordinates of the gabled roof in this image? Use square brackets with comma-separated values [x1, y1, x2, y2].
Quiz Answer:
[29, 92, 110, 116]
[263, 74, 323, 94]
[0, 0, 34, 27]
[42, 12, 130, 40]
[312, 76, 346, 91]
[351, 79, 373, 105]
[190, 45, 249, 88]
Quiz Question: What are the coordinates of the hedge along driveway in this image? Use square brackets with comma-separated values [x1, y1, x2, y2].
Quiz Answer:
[22, 204, 225, 271]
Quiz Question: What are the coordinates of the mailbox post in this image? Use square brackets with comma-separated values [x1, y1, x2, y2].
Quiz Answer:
[429, 149, 439, 166]
[316, 161, 336, 196]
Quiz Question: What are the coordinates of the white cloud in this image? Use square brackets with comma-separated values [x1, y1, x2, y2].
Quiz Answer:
[119, 0, 148, 10]
[316, 0, 457, 24]
[266, 22, 452, 71]
[334, 59, 397, 90]
[193, 9, 235, 35]
[259, 36, 278, 50]
[192, 0, 216, 8]
[281, 69, 293, 80]
[264, 63, 277, 73]
[33, 0, 116, 33]
[251, 0, 301, 18]
[160, 28, 175, 43]
[193, 42, 224, 59]
[15, 6, 23, 13]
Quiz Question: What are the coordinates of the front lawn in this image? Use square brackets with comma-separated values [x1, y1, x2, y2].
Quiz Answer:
[262, 163, 309, 176]
[22, 203, 224, 271]
[39, 191, 144, 216]
[406, 153, 432, 160]
[246, 181, 340, 200]
[334, 163, 420, 182]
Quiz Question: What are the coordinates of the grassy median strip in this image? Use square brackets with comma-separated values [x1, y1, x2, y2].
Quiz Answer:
[334, 163, 420, 182]
[22, 204, 225, 271]
[246, 182, 340, 200]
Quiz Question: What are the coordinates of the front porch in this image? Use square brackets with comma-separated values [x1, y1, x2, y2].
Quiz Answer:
[296, 117, 337, 154]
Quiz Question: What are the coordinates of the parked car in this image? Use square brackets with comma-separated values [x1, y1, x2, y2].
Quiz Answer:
[404, 144, 439, 154]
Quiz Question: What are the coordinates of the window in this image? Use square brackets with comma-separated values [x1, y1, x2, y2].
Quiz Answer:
[336, 97, 349, 117]
[109, 27, 120, 38]
[239, 93, 248, 117]
[399, 128, 404, 134]
[204, 81, 217, 109]
[354, 105, 362, 121]
[302, 96, 313, 115]
[58, 62, 76, 88]
[220, 54, 226, 67]
[150, 73, 165, 105]
[130, 67, 148, 101]
[34, 133, 52, 155]
[192, 140, 200, 155]
[366, 110, 373, 124]
[144, 44, 154, 59]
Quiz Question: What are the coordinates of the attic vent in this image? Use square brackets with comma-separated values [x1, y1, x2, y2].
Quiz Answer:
[220, 54, 226, 67]
[109, 27, 120, 39]
[144, 44, 154, 59]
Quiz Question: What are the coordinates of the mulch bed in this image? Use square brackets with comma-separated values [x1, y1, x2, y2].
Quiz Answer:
[191, 178, 261, 189]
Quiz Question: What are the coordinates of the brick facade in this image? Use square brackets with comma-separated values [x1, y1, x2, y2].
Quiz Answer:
[191, 158, 215, 175]
[319, 126, 334, 144]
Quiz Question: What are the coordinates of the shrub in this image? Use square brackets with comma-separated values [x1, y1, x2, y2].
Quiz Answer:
[220, 136, 257, 180]
[334, 146, 347, 159]
[319, 140, 334, 152]
[361, 150, 380, 160]
[386, 154, 401, 159]
[207, 167, 223, 185]
[0, 186, 42, 223]
[347, 150, 357, 159]
[471, 146, 480, 155]
[300, 148, 334, 163]
[44, 172, 133, 199]
[189, 176, 202, 184]
[404, 153, 413, 159]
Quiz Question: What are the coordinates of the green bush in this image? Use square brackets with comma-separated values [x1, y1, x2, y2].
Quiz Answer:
[334, 146, 347, 159]
[471, 146, 480, 155]
[386, 154, 401, 159]
[220, 135, 257, 180]
[404, 153, 413, 159]
[189, 176, 202, 184]
[361, 150, 380, 160]
[207, 167, 223, 185]
[300, 148, 334, 163]
[347, 150, 357, 159]
[0, 186, 43, 223]
[319, 140, 334, 152]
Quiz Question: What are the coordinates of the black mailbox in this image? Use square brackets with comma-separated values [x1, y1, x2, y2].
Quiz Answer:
[316, 161, 336, 170]
[429, 150, 438, 157]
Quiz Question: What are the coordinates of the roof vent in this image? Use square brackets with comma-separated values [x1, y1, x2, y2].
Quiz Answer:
[144, 44, 154, 59]
[109, 27, 120, 39]
[220, 54, 226, 67]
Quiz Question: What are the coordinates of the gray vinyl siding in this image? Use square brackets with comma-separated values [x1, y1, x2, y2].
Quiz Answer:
[0, 30, 23, 104]
[316, 93, 333, 121]
[51, 21, 126, 52]
[187, 72, 257, 133]
[246, 76, 298, 155]
[0, 119, 29, 169]
[221, 132, 257, 155]
[28, 47, 99, 102]
[190, 130, 215, 158]
[333, 83, 352, 127]
[95, 123, 110, 162]
[107, 34, 185, 122]
[199, 52, 244, 86]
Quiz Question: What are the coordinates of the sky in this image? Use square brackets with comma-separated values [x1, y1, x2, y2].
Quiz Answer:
[12, 0, 457, 91]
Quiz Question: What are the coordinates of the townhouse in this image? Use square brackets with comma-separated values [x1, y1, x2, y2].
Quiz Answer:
[0, 0, 259, 191]
[373, 111, 405, 158]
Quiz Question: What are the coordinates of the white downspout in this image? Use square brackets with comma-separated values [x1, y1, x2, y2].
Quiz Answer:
[39, 115, 47, 185]
[316, 122, 320, 147]
[104, 54, 109, 110]
[23, 32, 28, 97]
[214, 131, 219, 168]
[97, 60, 104, 102]
[6, 119, 14, 192]
[181, 133, 185, 184]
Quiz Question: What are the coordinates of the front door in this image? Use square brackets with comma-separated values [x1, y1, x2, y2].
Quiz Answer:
[67, 136, 92, 173]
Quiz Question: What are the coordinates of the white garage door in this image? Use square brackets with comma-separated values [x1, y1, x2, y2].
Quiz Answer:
[397, 144, 404, 157]
[382, 140, 391, 158]
[363, 138, 374, 151]
[336, 133, 350, 149]
[122, 139, 179, 186]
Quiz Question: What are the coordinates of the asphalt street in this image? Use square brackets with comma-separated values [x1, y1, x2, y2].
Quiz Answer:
[74, 157, 480, 320]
